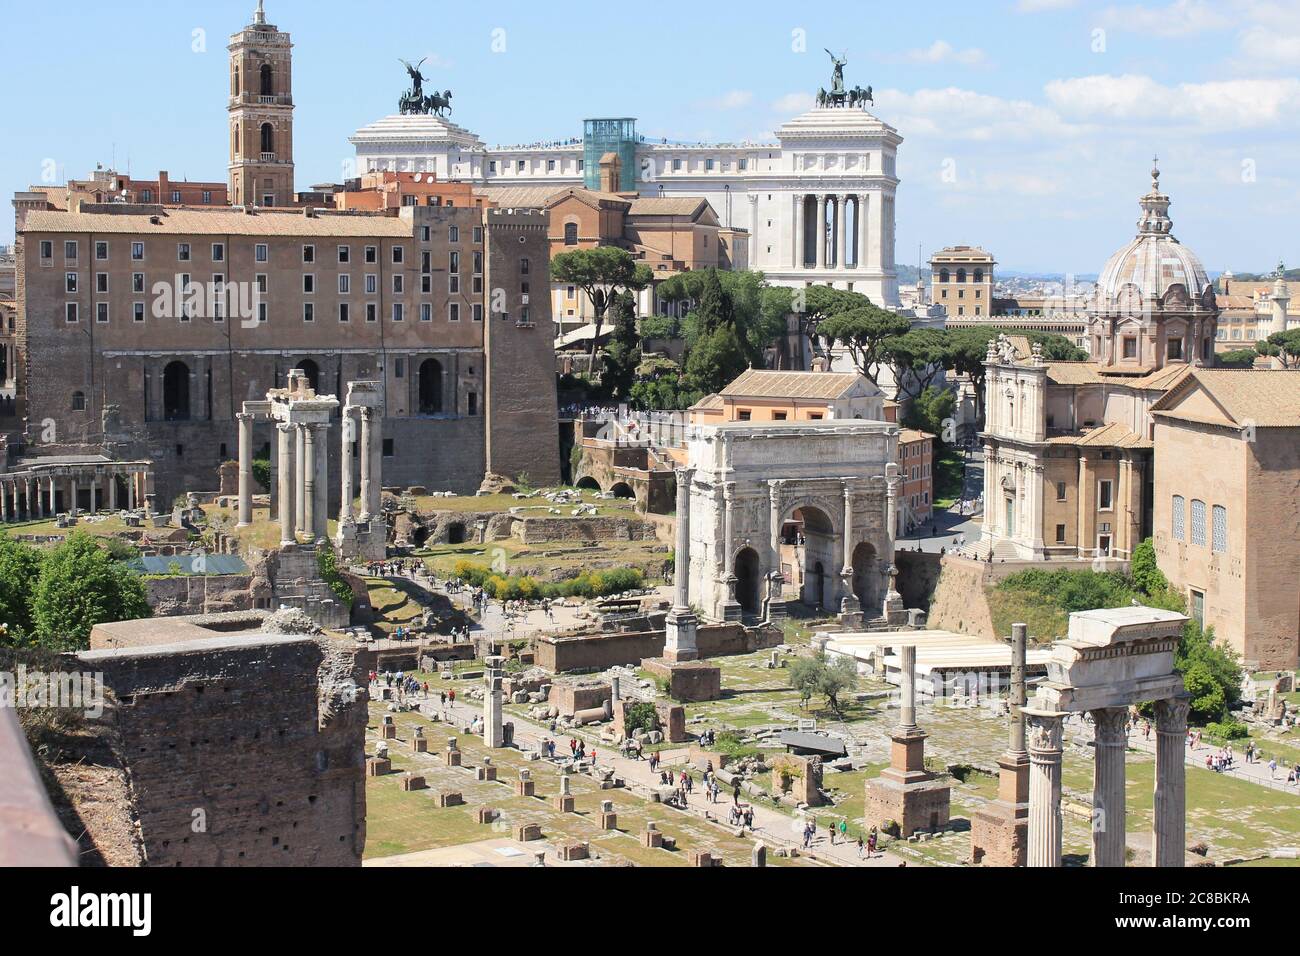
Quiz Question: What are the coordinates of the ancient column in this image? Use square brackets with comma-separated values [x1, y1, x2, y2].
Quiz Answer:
[767, 480, 785, 611]
[358, 408, 373, 521]
[108, 470, 119, 511]
[0, 481, 8, 522]
[276, 422, 296, 547]
[792, 193, 805, 269]
[69, 476, 79, 517]
[128, 473, 137, 511]
[664, 467, 699, 662]
[814, 195, 827, 269]
[484, 657, 504, 748]
[1153, 696, 1190, 867]
[302, 423, 317, 541]
[839, 481, 860, 622]
[295, 423, 307, 535]
[236, 411, 254, 527]
[1091, 706, 1128, 867]
[313, 423, 329, 541]
[339, 411, 355, 524]
[720, 482, 739, 619]
[835, 194, 847, 269]
[1025, 708, 1065, 867]
[898, 644, 918, 733]
[47, 476, 56, 516]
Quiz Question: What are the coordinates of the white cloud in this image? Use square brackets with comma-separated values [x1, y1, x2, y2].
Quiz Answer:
[900, 40, 988, 67]
[1044, 73, 1300, 129]
[1098, 0, 1230, 38]
[877, 86, 1084, 142]
[771, 92, 815, 113]
[1016, 0, 1077, 11]
[1236, 26, 1300, 66]
[699, 90, 754, 110]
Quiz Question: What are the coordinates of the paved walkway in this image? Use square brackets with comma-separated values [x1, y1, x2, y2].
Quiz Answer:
[1125, 725, 1300, 795]
[424, 694, 905, 867]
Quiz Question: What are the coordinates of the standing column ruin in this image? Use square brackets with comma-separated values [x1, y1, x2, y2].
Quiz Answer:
[1091, 707, 1128, 867]
[838, 480, 862, 626]
[484, 656, 505, 748]
[663, 466, 698, 662]
[312, 422, 329, 542]
[358, 407, 373, 521]
[1024, 708, 1065, 868]
[277, 422, 296, 547]
[295, 423, 307, 536]
[302, 423, 317, 541]
[339, 410, 354, 525]
[236, 411, 254, 526]
[970, 621, 1031, 866]
[1153, 696, 1190, 868]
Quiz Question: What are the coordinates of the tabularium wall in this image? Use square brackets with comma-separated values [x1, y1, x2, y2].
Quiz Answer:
[77, 634, 370, 866]
[483, 209, 561, 487]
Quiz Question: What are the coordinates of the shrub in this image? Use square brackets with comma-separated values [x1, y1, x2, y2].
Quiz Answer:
[251, 458, 271, 491]
[317, 541, 355, 608]
[623, 702, 658, 736]
[1205, 720, 1249, 741]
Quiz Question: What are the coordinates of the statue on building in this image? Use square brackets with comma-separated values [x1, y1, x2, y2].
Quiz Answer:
[825, 49, 847, 93]
[398, 59, 452, 116]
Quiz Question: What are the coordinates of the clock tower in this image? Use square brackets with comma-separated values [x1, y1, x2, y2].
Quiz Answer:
[228, 2, 295, 207]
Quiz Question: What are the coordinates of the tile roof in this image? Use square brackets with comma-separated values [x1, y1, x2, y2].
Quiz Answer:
[22, 207, 411, 237]
[1045, 421, 1152, 449]
[1152, 369, 1300, 428]
[719, 369, 866, 400]
[898, 428, 935, 444]
[627, 197, 711, 218]
[477, 185, 564, 209]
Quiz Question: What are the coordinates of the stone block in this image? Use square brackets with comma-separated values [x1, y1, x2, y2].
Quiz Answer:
[437, 791, 464, 808]
[444, 750, 462, 767]
[690, 850, 714, 867]
[514, 823, 543, 842]
[641, 826, 663, 849]
[380, 724, 398, 740]
[558, 842, 590, 862]
[366, 757, 391, 777]
[476, 806, 499, 825]
[411, 736, 429, 753]
[600, 811, 619, 830]
[554, 795, 576, 813]
[476, 765, 498, 781]
[516, 779, 536, 797]
[401, 774, 427, 792]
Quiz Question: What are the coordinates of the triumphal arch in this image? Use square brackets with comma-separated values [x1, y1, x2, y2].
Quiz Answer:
[684, 419, 901, 625]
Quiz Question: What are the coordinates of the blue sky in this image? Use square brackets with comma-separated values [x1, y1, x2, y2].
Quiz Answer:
[3, 0, 1298, 273]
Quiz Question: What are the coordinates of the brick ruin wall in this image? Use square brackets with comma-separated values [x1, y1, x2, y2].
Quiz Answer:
[76, 634, 371, 866]
[536, 622, 782, 672]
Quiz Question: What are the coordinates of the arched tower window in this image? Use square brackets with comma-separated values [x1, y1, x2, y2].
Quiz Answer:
[260, 64, 274, 96]
[957, 268, 967, 283]
[939, 268, 949, 283]
[232, 66, 240, 96]
[260, 123, 274, 155]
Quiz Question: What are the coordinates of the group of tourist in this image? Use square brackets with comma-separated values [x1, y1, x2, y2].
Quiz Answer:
[366, 559, 420, 578]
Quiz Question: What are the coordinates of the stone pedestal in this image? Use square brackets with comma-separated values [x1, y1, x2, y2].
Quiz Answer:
[663, 609, 699, 663]
[411, 736, 429, 753]
[514, 823, 543, 842]
[401, 774, 427, 791]
[554, 795, 576, 813]
[641, 824, 663, 849]
[641, 658, 721, 703]
[865, 729, 951, 837]
[558, 842, 589, 862]
[437, 791, 464, 808]
[599, 800, 618, 830]
[970, 752, 1029, 866]
[366, 757, 391, 777]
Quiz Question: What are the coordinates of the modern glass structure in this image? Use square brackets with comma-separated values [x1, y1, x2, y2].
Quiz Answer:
[583, 118, 637, 192]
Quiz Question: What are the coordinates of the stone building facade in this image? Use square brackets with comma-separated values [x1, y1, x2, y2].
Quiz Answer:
[1150, 369, 1300, 668]
[12, 199, 557, 506]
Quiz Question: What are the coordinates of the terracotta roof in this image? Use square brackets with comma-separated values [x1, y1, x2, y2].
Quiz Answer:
[1152, 369, 1300, 428]
[478, 185, 563, 209]
[1046, 421, 1152, 449]
[22, 207, 411, 237]
[1044, 361, 1191, 392]
[689, 393, 724, 411]
[1129, 364, 1193, 391]
[627, 197, 712, 218]
[1044, 362, 1109, 386]
[898, 428, 935, 444]
[719, 369, 870, 400]
[543, 187, 631, 211]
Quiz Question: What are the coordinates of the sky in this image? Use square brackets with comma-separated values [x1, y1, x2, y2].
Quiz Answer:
[3, 0, 1298, 274]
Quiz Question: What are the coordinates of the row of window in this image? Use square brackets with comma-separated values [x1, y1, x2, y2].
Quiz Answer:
[936, 268, 986, 283]
[1171, 496, 1227, 552]
[40, 230, 483, 265]
[63, 298, 490, 325]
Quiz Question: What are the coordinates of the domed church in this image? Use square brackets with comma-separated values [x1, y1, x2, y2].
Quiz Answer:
[976, 162, 1220, 563]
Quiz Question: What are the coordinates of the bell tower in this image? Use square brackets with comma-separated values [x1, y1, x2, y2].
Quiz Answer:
[228, 1, 295, 207]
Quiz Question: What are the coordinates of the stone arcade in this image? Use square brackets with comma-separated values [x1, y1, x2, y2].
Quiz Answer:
[1022, 606, 1190, 867]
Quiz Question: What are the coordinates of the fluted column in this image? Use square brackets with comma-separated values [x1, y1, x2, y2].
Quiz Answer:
[302, 423, 317, 540]
[358, 408, 373, 521]
[856, 194, 868, 269]
[793, 193, 805, 269]
[0, 481, 8, 522]
[1025, 708, 1065, 867]
[236, 412, 254, 526]
[339, 411, 355, 524]
[835, 194, 847, 270]
[768, 480, 785, 599]
[672, 467, 693, 611]
[898, 644, 918, 733]
[277, 422, 296, 547]
[1153, 696, 1190, 867]
[814, 195, 827, 269]
[1091, 707, 1128, 867]
[312, 423, 329, 542]
[295, 424, 307, 535]
[47, 476, 56, 515]
[839, 481, 859, 619]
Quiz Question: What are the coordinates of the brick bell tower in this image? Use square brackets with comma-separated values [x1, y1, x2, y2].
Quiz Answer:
[228, 1, 295, 207]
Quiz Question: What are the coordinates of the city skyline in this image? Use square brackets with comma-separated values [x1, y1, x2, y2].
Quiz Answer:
[2, 0, 1298, 274]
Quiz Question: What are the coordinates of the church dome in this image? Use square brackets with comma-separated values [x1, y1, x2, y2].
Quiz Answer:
[1094, 160, 1215, 313]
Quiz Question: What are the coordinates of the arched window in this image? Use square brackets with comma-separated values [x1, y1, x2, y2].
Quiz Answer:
[974, 269, 984, 283]
[260, 123, 274, 155]
[71, 391, 86, 411]
[295, 359, 320, 392]
[1171, 495, 1184, 540]
[1190, 499, 1206, 547]
[260, 64, 273, 96]
[939, 268, 949, 283]
[418, 358, 444, 415]
[163, 361, 191, 422]
[956, 268, 967, 283]
[563, 222, 578, 246]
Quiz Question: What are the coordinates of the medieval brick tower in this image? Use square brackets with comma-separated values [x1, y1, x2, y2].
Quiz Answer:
[228, 1, 295, 207]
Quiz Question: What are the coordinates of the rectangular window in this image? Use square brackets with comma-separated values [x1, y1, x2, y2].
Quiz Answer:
[40, 240, 53, 260]
[449, 275, 459, 294]
[65, 272, 78, 293]
[520, 257, 530, 275]
[449, 225, 459, 243]
[202, 190, 212, 204]
[421, 303, 432, 322]
[66, 302, 78, 323]
[366, 303, 377, 323]
[472, 303, 483, 322]
[303, 244, 315, 263]
[211, 243, 225, 262]
[449, 251, 460, 274]
[303, 302, 314, 322]
[421, 251, 432, 274]
[1190, 499, 1206, 546]
[95, 241, 108, 260]
[256, 274, 268, 293]
[212, 274, 225, 321]
[395, 358, 404, 378]
[383, 438, 395, 457]
[1098, 480, 1113, 511]
[467, 393, 477, 416]
[131, 242, 144, 261]
[303, 274, 315, 294]
[338, 245, 350, 263]
[365, 274, 377, 295]
[420, 225, 431, 241]
[133, 302, 145, 323]
[1212, 504, 1226, 553]
[1172, 495, 1185, 541]
[1122, 337, 1137, 359]
[96, 302, 109, 324]
[1056, 481, 1067, 501]
[473, 227, 482, 244]
[449, 302, 460, 322]
[1054, 524, 1066, 544]
[392, 303, 404, 322]
[737, 410, 752, 421]
[255, 243, 268, 263]
[392, 246, 404, 264]
[339, 302, 350, 323]
[365, 246, 377, 264]
[473, 251, 483, 275]
[258, 302, 268, 323]
[177, 243, 191, 261]
[339, 274, 351, 294]
[422, 275, 433, 294]
[96, 273, 108, 293]
[392, 275, 404, 294]
[65, 240, 78, 260]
